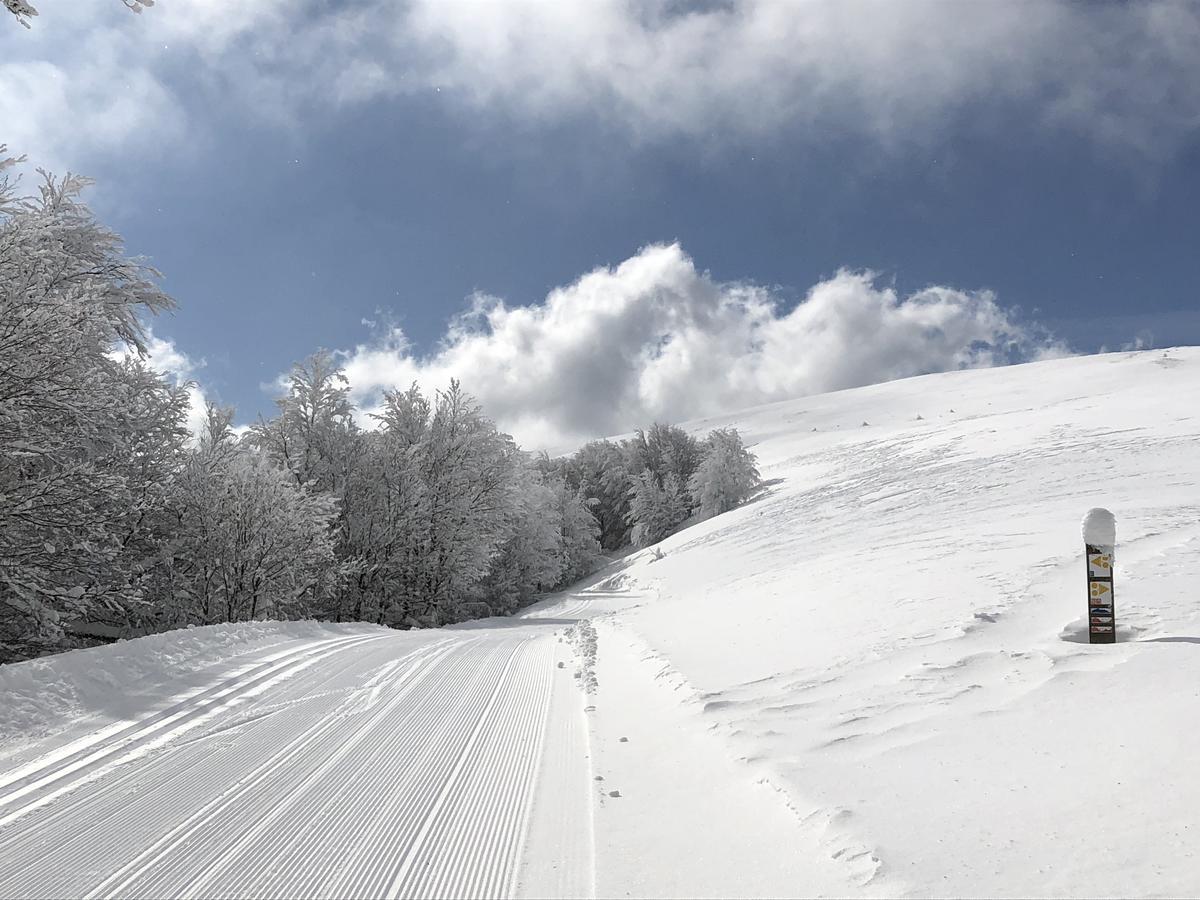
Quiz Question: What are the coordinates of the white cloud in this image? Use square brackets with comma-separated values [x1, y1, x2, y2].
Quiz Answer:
[398, 0, 1200, 157]
[0, 18, 185, 176]
[333, 243, 1067, 451]
[4, 1, 1199, 173]
[140, 333, 196, 381]
[144, 334, 211, 439]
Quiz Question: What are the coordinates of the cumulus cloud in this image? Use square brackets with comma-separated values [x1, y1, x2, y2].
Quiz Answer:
[333, 243, 1067, 451]
[4, 0, 1199, 172]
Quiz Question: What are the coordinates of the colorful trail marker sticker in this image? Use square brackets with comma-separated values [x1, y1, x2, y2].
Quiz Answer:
[1082, 508, 1117, 645]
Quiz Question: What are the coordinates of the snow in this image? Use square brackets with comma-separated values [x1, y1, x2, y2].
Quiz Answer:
[563, 346, 1200, 897]
[1083, 506, 1117, 546]
[0, 620, 381, 755]
[2, 346, 1199, 898]
[583, 618, 871, 898]
[0, 619, 571, 898]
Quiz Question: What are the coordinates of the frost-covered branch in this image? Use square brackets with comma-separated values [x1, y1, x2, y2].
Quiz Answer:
[4, 0, 154, 28]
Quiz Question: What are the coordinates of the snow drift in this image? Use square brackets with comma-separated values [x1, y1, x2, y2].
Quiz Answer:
[0, 620, 382, 753]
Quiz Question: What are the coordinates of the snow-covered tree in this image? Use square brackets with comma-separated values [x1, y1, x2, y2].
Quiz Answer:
[253, 370, 590, 628]
[86, 357, 193, 633]
[555, 440, 634, 550]
[625, 423, 701, 489]
[163, 412, 339, 625]
[688, 427, 761, 519]
[251, 350, 356, 494]
[334, 380, 521, 627]
[0, 156, 189, 659]
[251, 351, 370, 620]
[0, 148, 607, 658]
[334, 409, 427, 625]
[470, 470, 564, 616]
[402, 380, 520, 625]
[3, 0, 37, 28]
[472, 468, 602, 615]
[627, 470, 690, 548]
[613, 422, 699, 549]
[552, 479, 602, 584]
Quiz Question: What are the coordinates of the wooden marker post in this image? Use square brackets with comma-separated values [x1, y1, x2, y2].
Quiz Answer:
[1082, 508, 1116, 644]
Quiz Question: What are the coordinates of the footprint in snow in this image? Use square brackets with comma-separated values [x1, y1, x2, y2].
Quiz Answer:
[608, 790, 621, 798]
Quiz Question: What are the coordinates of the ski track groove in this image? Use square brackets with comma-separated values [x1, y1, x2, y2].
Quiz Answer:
[0, 633, 386, 824]
[335, 641, 508, 900]
[0, 636, 393, 899]
[141, 636, 477, 898]
[411, 641, 526, 897]
[273, 639, 496, 900]
[112, 638, 464, 900]
[0, 635, 337, 791]
[0, 630, 375, 794]
[76, 650, 401, 897]
[502, 639, 556, 898]
[483, 634, 551, 898]
[408, 639, 549, 900]
[383, 639, 526, 899]
[0, 617, 580, 900]
[460, 639, 551, 899]
[164, 640, 465, 900]
[0, 637, 401, 898]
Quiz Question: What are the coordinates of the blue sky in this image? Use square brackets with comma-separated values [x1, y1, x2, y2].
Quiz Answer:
[4, 1, 1199, 448]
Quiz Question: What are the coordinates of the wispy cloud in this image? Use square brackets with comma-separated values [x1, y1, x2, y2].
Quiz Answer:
[331, 243, 1067, 450]
[4, 1, 1199, 175]
[400, 0, 1200, 160]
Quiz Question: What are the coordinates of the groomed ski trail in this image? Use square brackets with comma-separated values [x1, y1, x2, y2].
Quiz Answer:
[0, 616, 590, 900]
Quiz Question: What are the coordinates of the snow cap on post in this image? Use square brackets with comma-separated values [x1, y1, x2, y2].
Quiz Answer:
[1082, 507, 1116, 546]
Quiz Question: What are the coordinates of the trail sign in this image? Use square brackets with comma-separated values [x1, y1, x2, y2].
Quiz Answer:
[1082, 508, 1116, 644]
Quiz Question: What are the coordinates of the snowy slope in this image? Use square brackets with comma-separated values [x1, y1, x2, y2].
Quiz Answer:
[548, 346, 1200, 897]
[1, 347, 1198, 899]
[0, 615, 593, 899]
[0, 621, 382, 754]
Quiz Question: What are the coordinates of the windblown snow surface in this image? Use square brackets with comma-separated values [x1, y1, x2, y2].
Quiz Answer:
[2, 347, 1199, 898]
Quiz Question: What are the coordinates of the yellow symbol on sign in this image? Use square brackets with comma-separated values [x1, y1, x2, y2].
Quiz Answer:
[1090, 582, 1111, 599]
[1088, 553, 1112, 576]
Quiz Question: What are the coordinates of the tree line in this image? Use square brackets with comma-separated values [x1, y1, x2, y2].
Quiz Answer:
[0, 153, 760, 662]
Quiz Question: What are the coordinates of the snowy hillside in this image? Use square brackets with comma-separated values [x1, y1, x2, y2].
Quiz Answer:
[534, 345, 1200, 897]
[1, 346, 1198, 899]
